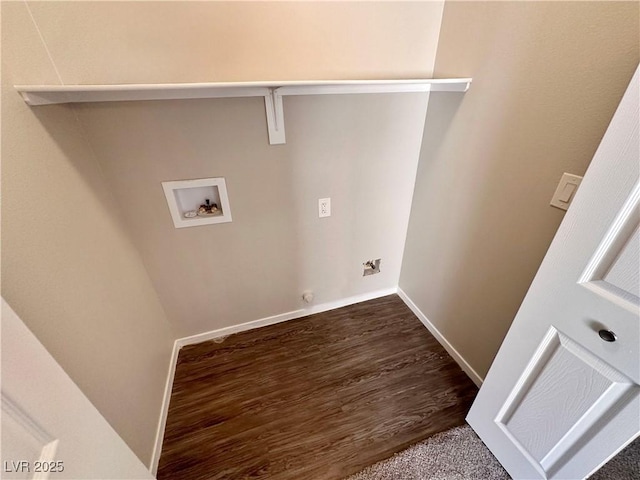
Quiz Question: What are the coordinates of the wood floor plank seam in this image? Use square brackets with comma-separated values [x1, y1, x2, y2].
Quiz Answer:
[158, 294, 477, 480]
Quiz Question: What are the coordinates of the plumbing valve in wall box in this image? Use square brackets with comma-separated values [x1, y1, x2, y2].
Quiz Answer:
[363, 259, 381, 276]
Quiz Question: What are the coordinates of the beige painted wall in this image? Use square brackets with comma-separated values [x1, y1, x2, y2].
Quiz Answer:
[23, 1, 445, 338]
[1, 2, 174, 464]
[2, 1, 444, 462]
[76, 93, 429, 337]
[400, 1, 640, 379]
[26, 1, 444, 83]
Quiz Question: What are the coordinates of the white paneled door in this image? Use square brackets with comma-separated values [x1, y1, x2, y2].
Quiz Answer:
[1, 299, 154, 480]
[467, 66, 640, 479]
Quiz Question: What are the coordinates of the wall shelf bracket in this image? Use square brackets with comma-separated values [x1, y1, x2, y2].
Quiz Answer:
[15, 78, 471, 146]
[264, 88, 286, 145]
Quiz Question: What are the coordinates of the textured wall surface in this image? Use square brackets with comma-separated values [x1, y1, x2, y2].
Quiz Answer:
[8, 2, 635, 463]
[26, 1, 444, 83]
[2, 1, 446, 461]
[76, 93, 428, 337]
[400, 1, 640, 378]
[1, 2, 174, 465]
[37, 1, 445, 337]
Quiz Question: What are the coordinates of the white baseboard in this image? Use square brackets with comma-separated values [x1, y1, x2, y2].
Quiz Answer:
[150, 286, 398, 472]
[176, 308, 304, 348]
[397, 287, 483, 387]
[176, 287, 399, 348]
[149, 340, 180, 475]
[150, 286, 481, 471]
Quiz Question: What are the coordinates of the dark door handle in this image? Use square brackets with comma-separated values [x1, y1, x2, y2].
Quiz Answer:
[598, 329, 617, 342]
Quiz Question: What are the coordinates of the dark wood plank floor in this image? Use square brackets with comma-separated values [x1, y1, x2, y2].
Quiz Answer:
[158, 295, 478, 480]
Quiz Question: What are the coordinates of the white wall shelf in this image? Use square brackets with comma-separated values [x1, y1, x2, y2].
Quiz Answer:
[15, 78, 471, 145]
[162, 177, 232, 228]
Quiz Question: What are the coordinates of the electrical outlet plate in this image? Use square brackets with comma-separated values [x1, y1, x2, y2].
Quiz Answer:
[319, 198, 331, 218]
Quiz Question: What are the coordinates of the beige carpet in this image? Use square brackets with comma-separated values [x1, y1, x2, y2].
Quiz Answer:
[347, 424, 639, 480]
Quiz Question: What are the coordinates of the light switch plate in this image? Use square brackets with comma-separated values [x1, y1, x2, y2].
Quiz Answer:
[550, 173, 583, 211]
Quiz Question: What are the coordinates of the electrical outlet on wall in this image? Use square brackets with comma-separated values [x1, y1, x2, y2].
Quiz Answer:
[319, 198, 331, 218]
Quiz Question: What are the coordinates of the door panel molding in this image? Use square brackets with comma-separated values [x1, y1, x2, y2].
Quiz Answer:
[579, 181, 640, 310]
[468, 65, 639, 480]
[1, 393, 59, 480]
[1, 299, 154, 479]
[495, 327, 639, 477]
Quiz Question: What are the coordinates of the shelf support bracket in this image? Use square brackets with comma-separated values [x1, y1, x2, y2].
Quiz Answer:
[264, 88, 286, 145]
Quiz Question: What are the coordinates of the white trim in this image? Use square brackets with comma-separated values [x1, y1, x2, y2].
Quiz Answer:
[150, 287, 398, 470]
[15, 78, 471, 146]
[151, 285, 481, 470]
[15, 79, 472, 106]
[291, 287, 399, 322]
[278, 83, 431, 97]
[177, 308, 305, 348]
[397, 287, 484, 387]
[176, 287, 399, 348]
[264, 90, 286, 145]
[161, 177, 233, 229]
[149, 340, 180, 475]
